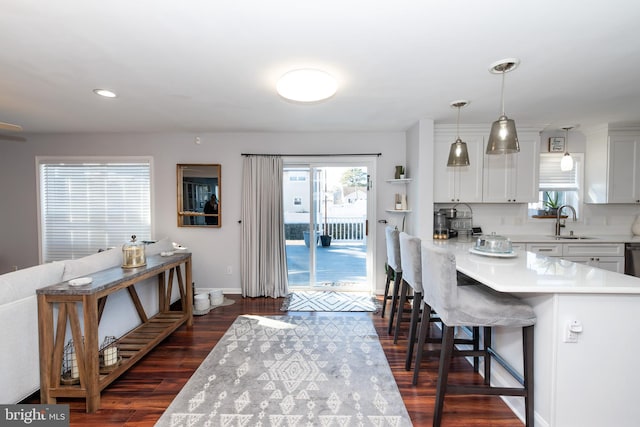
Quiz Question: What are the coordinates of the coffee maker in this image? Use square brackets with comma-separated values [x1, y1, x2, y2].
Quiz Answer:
[433, 210, 457, 239]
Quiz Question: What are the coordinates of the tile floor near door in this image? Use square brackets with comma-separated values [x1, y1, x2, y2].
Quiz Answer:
[26, 295, 523, 426]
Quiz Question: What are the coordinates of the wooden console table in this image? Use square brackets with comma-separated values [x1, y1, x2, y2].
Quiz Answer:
[37, 252, 192, 413]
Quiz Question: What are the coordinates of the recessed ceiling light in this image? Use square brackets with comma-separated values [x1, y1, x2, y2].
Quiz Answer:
[276, 69, 337, 102]
[93, 88, 117, 98]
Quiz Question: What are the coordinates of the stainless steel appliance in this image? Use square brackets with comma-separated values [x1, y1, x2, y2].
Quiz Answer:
[434, 204, 475, 240]
[625, 243, 640, 277]
[433, 211, 450, 239]
[434, 210, 457, 239]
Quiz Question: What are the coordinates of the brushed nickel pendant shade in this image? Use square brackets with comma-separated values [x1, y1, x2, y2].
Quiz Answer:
[447, 100, 470, 167]
[486, 59, 520, 155]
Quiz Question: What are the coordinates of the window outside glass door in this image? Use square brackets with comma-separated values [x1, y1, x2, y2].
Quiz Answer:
[283, 161, 373, 292]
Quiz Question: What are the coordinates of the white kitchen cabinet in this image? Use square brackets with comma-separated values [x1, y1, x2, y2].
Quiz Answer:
[608, 134, 640, 203]
[510, 243, 525, 252]
[595, 258, 625, 274]
[434, 130, 483, 203]
[562, 243, 624, 257]
[562, 256, 625, 273]
[525, 243, 562, 256]
[525, 242, 625, 273]
[482, 131, 540, 203]
[563, 243, 625, 273]
[585, 125, 640, 203]
[434, 126, 540, 203]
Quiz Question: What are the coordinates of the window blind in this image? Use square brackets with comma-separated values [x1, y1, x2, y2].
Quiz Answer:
[538, 153, 579, 191]
[39, 160, 151, 261]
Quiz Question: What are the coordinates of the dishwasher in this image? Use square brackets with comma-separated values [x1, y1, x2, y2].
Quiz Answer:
[624, 243, 640, 276]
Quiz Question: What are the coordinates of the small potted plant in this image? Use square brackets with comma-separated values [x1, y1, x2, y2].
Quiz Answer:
[544, 191, 560, 215]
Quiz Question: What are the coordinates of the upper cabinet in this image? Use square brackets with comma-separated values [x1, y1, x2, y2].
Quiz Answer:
[482, 131, 540, 203]
[585, 125, 640, 204]
[434, 130, 483, 203]
[434, 125, 540, 203]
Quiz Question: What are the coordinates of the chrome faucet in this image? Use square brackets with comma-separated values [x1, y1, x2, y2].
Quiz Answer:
[555, 204, 577, 236]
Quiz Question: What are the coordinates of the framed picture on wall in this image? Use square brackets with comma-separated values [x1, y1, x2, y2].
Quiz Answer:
[549, 137, 565, 152]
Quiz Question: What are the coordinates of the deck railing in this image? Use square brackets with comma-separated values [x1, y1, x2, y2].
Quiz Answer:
[318, 216, 365, 240]
[285, 216, 366, 241]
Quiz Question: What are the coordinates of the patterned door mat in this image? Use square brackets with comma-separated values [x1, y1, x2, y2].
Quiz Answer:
[281, 291, 379, 312]
[155, 315, 411, 426]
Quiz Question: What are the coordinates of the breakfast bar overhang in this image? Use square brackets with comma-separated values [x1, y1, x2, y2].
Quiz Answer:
[429, 240, 640, 427]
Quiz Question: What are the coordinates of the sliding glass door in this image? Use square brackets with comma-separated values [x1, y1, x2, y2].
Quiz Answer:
[283, 158, 374, 292]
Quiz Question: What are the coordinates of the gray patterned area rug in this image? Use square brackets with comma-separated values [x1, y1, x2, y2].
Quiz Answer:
[281, 291, 379, 312]
[155, 314, 411, 427]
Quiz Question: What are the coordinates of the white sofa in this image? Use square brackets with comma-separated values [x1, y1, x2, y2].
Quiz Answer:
[0, 238, 176, 404]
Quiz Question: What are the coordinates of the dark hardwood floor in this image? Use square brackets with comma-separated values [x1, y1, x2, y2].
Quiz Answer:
[28, 295, 523, 426]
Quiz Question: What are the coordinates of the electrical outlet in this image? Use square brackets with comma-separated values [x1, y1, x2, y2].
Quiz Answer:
[564, 329, 579, 343]
[563, 320, 583, 343]
[226, 265, 232, 275]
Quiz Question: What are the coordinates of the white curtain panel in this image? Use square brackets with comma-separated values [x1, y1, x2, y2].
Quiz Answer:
[240, 155, 289, 297]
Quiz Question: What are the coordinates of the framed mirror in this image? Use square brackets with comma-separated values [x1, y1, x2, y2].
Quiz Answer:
[177, 164, 221, 227]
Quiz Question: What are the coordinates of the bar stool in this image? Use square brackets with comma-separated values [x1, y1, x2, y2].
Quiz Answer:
[421, 244, 536, 427]
[382, 226, 402, 324]
[395, 232, 446, 369]
[394, 233, 424, 370]
[412, 276, 480, 385]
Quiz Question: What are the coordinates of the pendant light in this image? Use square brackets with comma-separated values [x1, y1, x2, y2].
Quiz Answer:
[486, 58, 520, 154]
[447, 100, 470, 166]
[560, 126, 574, 171]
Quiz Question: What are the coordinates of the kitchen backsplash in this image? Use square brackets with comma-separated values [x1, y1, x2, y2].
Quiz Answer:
[435, 203, 640, 237]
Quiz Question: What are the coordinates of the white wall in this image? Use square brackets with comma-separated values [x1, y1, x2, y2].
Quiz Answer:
[404, 119, 435, 240]
[0, 131, 407, 294]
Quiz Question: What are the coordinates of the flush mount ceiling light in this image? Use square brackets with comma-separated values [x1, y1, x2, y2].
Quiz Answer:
[447, 100, 471, 167]
[486, 58, 520, 154]
[276, 69, 337, 102]
[560, 126, 574, 171]
[93, 88, 117, 98]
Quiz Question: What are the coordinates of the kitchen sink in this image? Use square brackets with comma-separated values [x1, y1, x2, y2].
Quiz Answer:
[549, 235, 595, 240]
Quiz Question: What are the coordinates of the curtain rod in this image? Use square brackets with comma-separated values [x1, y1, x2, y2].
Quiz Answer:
[241, 153, 381, 157]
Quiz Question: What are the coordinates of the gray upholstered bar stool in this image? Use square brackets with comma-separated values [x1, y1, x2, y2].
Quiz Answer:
[421, 244, 536, 427]
[413, 281, 480, 385]
[384, 226, 403, 335]
[382, 226, 402, 324]
[394, 232, 424, 370]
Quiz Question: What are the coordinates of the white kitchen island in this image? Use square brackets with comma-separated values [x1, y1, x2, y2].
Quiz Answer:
[429, 239, 640, 427]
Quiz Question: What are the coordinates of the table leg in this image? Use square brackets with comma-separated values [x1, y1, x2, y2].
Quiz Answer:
[185, 258, 193, 326]
[158, 270, 167, 312]
[83, 294, 100, 413]
[37, 294, 55, 405]
[175, 265, 186, 305]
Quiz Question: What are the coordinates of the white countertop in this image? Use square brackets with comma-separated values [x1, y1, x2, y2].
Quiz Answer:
[429, 240, 640, 295]
[504, 234, 640, 243]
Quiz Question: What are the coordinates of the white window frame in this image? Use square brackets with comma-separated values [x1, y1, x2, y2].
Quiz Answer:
[36, 156, 154, 263]
[529, 153, 584, 219]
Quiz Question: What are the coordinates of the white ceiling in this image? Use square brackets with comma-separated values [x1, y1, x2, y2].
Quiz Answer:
[1, 0, 640, 135]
